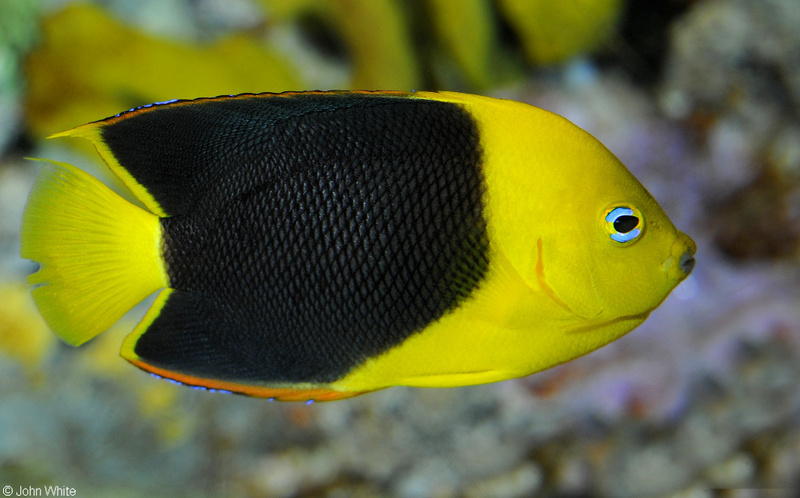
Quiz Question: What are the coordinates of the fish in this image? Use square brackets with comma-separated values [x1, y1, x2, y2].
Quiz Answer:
[20, 90, 696, 402]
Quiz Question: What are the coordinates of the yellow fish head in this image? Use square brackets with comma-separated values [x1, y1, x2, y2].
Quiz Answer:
[520, 125, 697, 324]
[458, 93, 696, 327]
[565, 187, 697, 321]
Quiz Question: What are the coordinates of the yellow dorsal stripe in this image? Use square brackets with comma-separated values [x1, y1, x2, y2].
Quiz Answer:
[50, 125, 167, 217]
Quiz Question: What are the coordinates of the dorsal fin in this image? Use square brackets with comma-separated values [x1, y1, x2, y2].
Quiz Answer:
[52, 91, 413, 217]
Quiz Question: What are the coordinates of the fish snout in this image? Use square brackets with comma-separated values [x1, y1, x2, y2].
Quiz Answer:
[663, 231, 696, 281]
[679, 251, 695, 274]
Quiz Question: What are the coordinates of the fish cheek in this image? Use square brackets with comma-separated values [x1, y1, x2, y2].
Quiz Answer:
[531, 235, 604, 320]
[590, 231, 675, 318]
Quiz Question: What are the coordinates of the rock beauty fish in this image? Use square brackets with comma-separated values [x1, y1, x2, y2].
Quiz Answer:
[21, 91, 696, 402]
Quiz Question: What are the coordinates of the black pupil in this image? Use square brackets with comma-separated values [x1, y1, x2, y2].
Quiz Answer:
[614, 215, 639, 233]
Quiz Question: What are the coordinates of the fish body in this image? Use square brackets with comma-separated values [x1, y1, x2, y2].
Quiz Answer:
[21, 91, 695, 401]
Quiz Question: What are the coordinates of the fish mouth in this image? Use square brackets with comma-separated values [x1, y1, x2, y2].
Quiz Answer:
[663, 231, 696, 281]
[679, 251, 695, 274]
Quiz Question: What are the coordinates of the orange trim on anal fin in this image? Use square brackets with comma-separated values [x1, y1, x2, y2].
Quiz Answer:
[127, 358, 372, 402]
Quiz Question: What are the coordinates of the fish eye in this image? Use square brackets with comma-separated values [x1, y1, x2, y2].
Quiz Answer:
[604, 206, 643, 244]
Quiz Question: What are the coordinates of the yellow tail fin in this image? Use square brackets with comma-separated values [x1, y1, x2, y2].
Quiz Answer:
[20, 160, 168, 346]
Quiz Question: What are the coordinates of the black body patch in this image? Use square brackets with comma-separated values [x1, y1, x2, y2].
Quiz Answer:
[112, 93, 489, 383]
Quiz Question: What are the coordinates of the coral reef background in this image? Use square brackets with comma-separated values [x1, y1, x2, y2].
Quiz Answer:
[1, 0, 799, 496]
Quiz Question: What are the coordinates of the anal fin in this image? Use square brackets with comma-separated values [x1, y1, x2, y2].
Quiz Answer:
[121, 289, 368, 401]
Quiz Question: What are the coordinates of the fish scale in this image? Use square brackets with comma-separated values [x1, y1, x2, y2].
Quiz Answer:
[131, 95, 490, 384]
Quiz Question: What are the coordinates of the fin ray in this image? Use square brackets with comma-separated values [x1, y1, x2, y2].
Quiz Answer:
[21, 159, 168, 345]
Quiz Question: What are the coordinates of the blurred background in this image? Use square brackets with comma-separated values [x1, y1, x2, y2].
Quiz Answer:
[1, 0, 800, 496]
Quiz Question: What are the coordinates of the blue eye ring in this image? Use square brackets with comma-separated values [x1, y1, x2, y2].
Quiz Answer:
[604, 205, 643, 244]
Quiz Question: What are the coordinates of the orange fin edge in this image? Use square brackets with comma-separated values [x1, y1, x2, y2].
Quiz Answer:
[126, 358, 371, 402]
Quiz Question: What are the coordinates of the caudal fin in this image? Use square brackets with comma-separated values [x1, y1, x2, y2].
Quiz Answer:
[20, 160, 168, 346]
